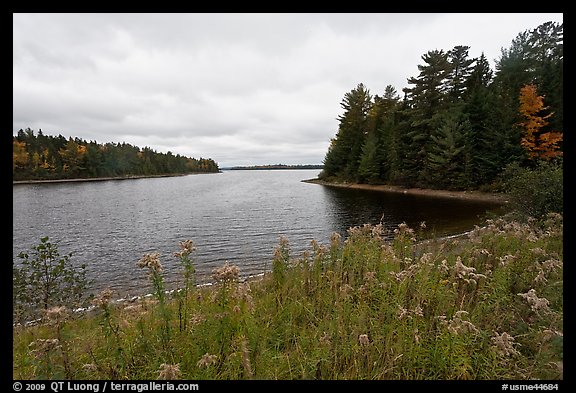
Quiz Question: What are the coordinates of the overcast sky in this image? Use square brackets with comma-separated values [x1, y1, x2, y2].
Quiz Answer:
[13, 13, 563, 167]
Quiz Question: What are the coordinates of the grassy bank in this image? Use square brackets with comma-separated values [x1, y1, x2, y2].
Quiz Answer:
[13, 213, 563, 380]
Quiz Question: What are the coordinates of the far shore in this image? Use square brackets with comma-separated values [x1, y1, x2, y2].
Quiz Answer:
[12, 171, 220, 185]
[302, 178, 510, 204]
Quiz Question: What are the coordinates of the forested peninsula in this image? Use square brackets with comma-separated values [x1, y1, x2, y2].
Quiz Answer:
[12, 129, 219, 182]
[318, 22, 563, 192]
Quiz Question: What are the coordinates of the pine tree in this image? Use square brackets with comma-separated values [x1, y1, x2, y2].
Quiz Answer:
[402, 50, 451, 185]
[463, 53, 503, 186]
[321, 83, 372, 180]
[426, 106, 470, 189]
[446, 45, 475, 102]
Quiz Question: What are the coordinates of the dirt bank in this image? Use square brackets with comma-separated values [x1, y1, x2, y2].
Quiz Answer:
[302, 178, 510, 204]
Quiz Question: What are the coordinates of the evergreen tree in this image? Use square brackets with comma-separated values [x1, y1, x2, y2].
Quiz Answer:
[446, 45, 475, 102]
[357, 85, 401, 183]
[426, 106, 470, 189]
[402, 49, 451, 185]
[321, 83, 372, 180]
[526, 21, 563, 132]
[462, 53, 503, 187]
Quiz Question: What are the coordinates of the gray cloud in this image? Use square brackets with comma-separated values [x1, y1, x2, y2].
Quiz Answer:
[13, 13, 563, 167]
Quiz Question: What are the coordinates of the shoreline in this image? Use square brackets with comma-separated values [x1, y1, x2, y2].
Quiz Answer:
[302, 178, 510, 204]
[12, 171, 221, 185]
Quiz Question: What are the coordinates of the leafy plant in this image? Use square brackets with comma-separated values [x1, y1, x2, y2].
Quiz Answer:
[503, 160, 563, 219]
[13, 236, 91, 324]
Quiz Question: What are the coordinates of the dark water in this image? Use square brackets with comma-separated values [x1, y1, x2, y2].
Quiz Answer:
[13, 170, 504, 298]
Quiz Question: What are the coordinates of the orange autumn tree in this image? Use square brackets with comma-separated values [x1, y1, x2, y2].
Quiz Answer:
[518, 84, 563, 160]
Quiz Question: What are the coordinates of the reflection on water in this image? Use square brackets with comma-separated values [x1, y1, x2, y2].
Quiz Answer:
[320, 186, 505, 238]
[13, 170, 505, 297]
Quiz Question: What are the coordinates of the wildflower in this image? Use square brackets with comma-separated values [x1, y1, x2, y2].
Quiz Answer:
[212, 262, 240, 283]
[82, 363, 98, 373]
[371, 223, 385, 239]
[491, 332, 520, 357]
[197, 353, 218, 368]
[330, 232, 341, 248]
[189, 313, 206, 326]
[28, 338, 61, 358]
[364, 271, 377, 284]
[92, 288, 114, 308]
[530, 247, 548, 257]
[467, 226, 483, 243]
[310, 239, 320, 251]
[454, 256, 475, 279]
[542, 258, 563, 273]
[174, 239, 196, 259]
[122, 304, 142, 313]
[394, 222, 416, 241]
[413, 305, 424, 317]
[158, 363, 181, 380]
[498, 253, 518, 267]
[389, 263, 418, 282]
[541, 329, 563, 342]
[357, 284, 369, 298]
[533, 269, 547, 285]
[419, 252, 433, 266]
[137, 253, 162, 273]
[518, 289, 550, 314]
[438, 259, 450, 275]
[359, 334, 370, 346]
[397, 305, 409, 320]
[237, 282, 255, 311]
[438, 311, 479, 335]
[43, 306, 68, 324]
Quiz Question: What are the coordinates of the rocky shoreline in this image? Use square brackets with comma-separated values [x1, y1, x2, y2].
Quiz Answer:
[302, 178, 510, 204]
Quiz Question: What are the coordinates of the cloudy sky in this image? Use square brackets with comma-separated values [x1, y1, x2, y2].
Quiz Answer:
[13, 13, 563, 167]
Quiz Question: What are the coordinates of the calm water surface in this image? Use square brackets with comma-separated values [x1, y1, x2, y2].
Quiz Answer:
[13, 170, 504, 297]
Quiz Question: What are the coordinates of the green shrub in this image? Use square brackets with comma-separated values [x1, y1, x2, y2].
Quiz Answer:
[503, 160, 563, 219]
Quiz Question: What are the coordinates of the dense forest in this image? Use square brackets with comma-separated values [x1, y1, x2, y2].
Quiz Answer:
[320, 21, 563, 190]
[228, 164, 324, 170]
[12, 129, 220, 181]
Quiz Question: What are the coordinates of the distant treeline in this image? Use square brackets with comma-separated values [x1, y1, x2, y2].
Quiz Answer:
[13, 129, 219, 181]
[228, 164, 323, 170]
[320, 21, 563, 190]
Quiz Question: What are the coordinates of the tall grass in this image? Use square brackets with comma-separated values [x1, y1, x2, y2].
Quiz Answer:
[13, 213, 563, 380]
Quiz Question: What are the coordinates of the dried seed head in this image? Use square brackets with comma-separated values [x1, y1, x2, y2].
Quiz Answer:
[43, 306, 68, 323]
[174, 240, 196, 258]
[92, 288, 114, 308]
[212, 262, 240, 283]
[197, 353, 218, 368]
[491, 332, 520, 357]
[518, 289, 550, 314]
[137, 253, 162, 273]
[158, 363, 181, 380]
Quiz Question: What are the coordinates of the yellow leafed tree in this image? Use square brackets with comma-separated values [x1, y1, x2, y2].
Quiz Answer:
[518, 84, 563, 160]
[13, 140, 29, 172]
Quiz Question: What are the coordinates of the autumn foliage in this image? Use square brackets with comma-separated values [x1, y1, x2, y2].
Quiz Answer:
[518, 84, 563, 160]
